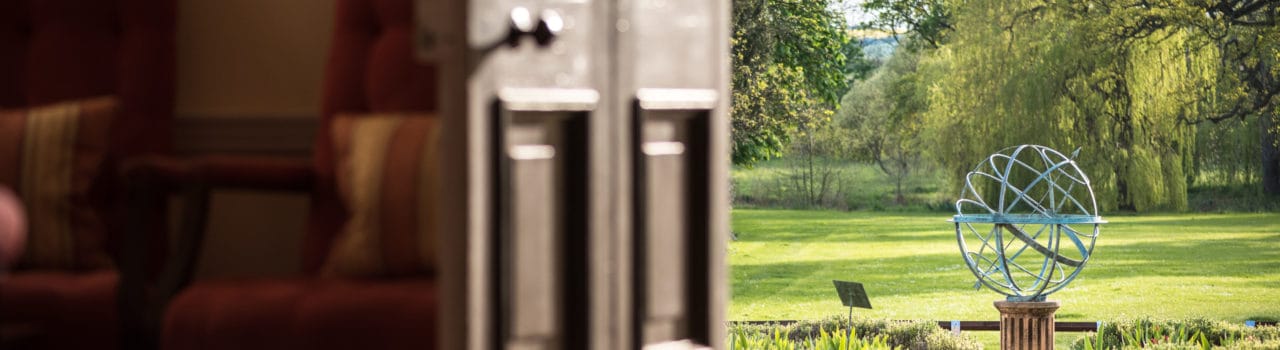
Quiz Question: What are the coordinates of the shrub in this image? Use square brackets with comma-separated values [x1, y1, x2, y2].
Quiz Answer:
[731, 158, 950, 211]
[729, 316, 982, 350]
[1072, 318, 1280, 350]
[728, 327, 894, 350]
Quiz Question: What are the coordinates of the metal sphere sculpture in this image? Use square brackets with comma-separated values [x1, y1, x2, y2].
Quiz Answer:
[950, 145, 1105, 302]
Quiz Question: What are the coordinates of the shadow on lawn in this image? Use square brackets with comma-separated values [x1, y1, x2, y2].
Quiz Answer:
[734, 229, 956, 243]
[1089, 235, 1280, 282]
[732, 251, 975, 303]
[732, 211, 953, 243]
[1105, 214, 1280, 230]
[732, 234, 1280, 306]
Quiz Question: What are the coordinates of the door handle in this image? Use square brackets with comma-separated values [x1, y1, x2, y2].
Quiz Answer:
[481, 7, 563, 54]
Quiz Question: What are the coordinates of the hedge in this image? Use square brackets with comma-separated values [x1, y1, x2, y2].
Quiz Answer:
[1072, 318, 1280, 350]
[729, 316, 981, 350]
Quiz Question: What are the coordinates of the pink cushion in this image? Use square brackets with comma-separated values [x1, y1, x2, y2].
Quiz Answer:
[0, 97, 117, 270]
[162, 279, 438, 350]
[0, 270, 119, 350]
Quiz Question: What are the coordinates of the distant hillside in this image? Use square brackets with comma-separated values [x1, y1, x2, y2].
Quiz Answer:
[847, 28, 899, 60]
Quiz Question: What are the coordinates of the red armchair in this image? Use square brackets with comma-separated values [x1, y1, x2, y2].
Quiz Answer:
[123, 0, 441, 348]
[0, 0, 174, 349]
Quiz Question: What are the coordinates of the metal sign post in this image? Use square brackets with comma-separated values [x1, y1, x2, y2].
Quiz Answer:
[832, 280, 871, 350]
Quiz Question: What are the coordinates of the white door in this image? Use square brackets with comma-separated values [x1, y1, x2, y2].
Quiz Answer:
[419, 0, 729, 348]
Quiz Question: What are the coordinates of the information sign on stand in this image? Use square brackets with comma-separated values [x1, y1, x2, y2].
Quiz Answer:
[833, 280, 872, 309]
[833, 280, 871, 350]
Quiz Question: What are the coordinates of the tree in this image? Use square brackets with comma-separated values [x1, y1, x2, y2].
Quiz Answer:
[852, 0, 1280, 207]
[1197, 117, 1262, 186]
[860, 0, 953, 49]
[1069, 0, 1280, 195]
[783, 117, 850, 208]
[731, 0, 852, 166]
[838, 47, 927, 204]
[841, 35, 879, 92]
[920, 0, 1209, 211]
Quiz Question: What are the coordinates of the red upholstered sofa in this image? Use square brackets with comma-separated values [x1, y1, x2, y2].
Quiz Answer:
[0, 0, 174, 349]
[122, 0, 441, 348]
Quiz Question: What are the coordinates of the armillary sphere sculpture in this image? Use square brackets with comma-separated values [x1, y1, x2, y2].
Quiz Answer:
[950, 145, 1105, 302]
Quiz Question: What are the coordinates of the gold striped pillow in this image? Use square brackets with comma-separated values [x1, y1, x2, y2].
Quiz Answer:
[0, 97, 115, 270]
[323, 114, 440, 277]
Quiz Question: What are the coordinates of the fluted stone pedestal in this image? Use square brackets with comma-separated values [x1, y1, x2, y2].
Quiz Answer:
[994, 300, 1059, 350]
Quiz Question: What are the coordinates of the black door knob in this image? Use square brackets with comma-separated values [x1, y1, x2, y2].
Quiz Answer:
[532, 9, 562, 47]
[503, 7, 536, 47]
[497, 7, 562, 49]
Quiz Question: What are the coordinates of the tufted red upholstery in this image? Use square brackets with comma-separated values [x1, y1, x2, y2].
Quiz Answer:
[163, 279, 439, 350]
[0, 0, 174, 156]
[0, 0, 173, 268]
[0, 271, 119, 349]
[0, 1, 172, 350]
[158, 0, 438, 348]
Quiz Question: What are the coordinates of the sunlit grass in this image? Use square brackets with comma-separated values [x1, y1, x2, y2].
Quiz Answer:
[730, 210, 1280, 347]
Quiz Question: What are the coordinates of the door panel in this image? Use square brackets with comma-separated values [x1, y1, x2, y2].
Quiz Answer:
[503, 120, 559, 342]
[631, 89, 716, 346]
[495, 89, 596, 350]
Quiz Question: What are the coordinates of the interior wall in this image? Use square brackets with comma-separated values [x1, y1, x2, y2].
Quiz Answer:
[177, 0, 335, 118]
[173, 0, 335, 278]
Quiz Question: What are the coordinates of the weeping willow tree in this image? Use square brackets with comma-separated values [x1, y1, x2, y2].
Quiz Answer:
[921, 0, 1219, 211]
[1197, 118, 1262, 186]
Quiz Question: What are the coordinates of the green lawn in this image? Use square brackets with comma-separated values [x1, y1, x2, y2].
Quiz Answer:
[730, 209, 1280, 323]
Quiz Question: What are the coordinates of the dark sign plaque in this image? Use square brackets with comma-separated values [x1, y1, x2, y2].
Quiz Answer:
[832, 280, 872, 309]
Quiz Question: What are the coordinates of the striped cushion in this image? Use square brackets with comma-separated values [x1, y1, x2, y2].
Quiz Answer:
[0, 97, 115, 270]
[323, 114, 440, 277]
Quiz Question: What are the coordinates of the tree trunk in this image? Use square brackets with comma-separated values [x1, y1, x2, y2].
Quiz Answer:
[895, 158, 907, 205]
[1116, 113, 1137, 211]
[1262, 114, 1280, 196]
[895, 177, 905, 204]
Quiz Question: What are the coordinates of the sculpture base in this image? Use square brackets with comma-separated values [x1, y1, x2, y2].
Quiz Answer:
[994, 300, 1059, 350]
